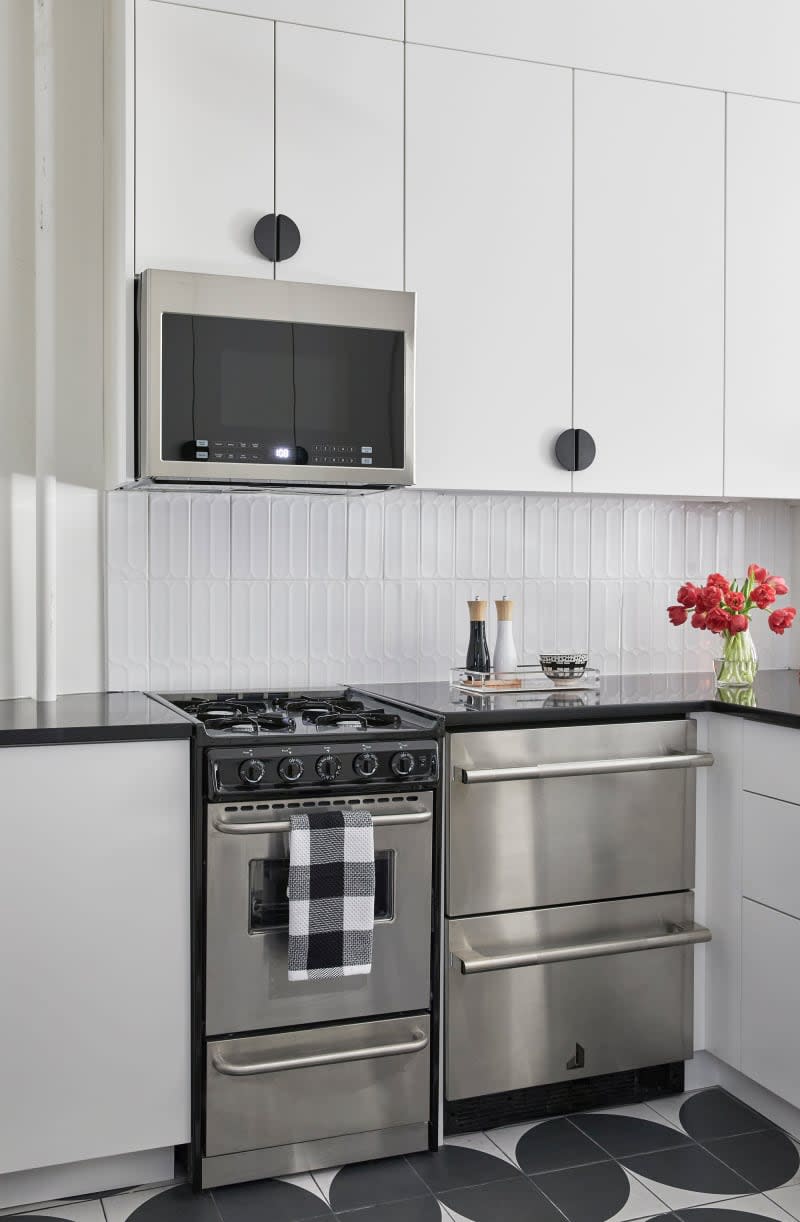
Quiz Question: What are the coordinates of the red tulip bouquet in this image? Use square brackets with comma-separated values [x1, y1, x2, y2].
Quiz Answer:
[667, 565, 796, 687]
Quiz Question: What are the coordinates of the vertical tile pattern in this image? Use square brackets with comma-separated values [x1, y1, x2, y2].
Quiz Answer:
[106, 490, 797, 689]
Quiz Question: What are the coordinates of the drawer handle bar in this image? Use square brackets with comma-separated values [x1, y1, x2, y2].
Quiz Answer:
[211, 1027, 429, 1076]
[452, 922, 712, 975]
[211, 807, 432, 835]
[456, 750, 714, 784]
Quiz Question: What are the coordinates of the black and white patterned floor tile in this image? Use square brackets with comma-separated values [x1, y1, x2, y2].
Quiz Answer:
[0, 1202, 105, 1222]
[11, 1088, 800, 1222]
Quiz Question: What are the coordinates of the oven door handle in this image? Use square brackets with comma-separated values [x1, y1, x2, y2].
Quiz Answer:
[455, 749, 714, 784]
[211, 1027, 429, 1076]
[211, 807, 432, 834]
[451, 922, 712, 975]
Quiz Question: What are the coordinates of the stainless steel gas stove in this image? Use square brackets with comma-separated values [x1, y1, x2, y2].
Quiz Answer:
[158, 687, 441, 1190]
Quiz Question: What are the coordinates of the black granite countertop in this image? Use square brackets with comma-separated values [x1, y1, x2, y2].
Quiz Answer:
[359, 670, 800, 731]
[0, 691, 193, 746]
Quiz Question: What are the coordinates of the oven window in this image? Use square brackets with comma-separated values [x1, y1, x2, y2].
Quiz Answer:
[249, 852, 395, 933]
[160, 313, 404, 469]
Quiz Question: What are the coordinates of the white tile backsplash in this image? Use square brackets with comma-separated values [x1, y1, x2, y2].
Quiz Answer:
[106, 490, 797, 690]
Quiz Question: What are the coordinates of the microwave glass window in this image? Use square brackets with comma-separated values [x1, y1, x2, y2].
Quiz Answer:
[249, 852, 394, 933]
[160, 313, 404, 468]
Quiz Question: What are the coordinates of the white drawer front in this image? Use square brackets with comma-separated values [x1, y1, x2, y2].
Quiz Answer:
[743, 791, 800, 920]
[741, 899, 800, 1109]
[743, 721, 800, 805]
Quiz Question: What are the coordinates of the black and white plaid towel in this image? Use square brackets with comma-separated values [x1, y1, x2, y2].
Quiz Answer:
[287, 808, 375, 981]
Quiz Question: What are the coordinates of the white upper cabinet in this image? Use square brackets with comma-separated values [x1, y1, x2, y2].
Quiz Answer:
[155, 0, 403, 40]
[572, 73, 725, 497]
[274, 25, 403, 289]
[136, 2, 403, 288]
[405, 45, 572, 493]
[725, 94, 800, 500]
[406, 0, 800, 104]
[135, 1, 275, 276]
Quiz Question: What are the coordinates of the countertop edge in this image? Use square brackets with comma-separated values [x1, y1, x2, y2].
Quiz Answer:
[0, 724, 194, 747]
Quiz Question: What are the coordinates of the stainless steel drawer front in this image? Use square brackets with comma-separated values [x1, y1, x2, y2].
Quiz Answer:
[447, 894, 697, 1101]
[206, 793, 433, 1036]
[448, 721, 701, 916]
[206, 1014, 431, 1157]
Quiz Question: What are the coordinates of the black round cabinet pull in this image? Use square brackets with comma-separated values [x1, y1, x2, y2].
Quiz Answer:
[253, 213, 301, 262]
[555, 428, 596, 472]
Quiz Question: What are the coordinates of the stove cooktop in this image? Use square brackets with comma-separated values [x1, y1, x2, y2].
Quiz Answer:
[159, 688, 437, 740]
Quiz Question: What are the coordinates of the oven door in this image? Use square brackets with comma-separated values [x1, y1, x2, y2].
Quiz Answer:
[139, 269, 415, 486]
[206, 793, 433, 1036]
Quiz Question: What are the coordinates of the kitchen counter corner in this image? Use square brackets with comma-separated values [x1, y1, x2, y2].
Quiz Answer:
[0, 691, 194, 746]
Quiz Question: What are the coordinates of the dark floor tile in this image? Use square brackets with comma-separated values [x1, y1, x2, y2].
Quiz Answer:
[532, 1159, 632, 1222]
[703, 1129, 800, 1192]
[327, 1157, 431, 1212]
[334, 1197, 443, 1222]
[123, 1186, 221, 1222]
[439, 1176, 565, 1222]
[406, 1143, 521, 1194]
[511, 1118, 608, 1174]
[673, 1209, 786, 1222]
[571, 1112, 694, 1158]
[679, 1090, 776, 1142]
[212, 1177, 332, 1222]
[623, 1144, 752, 1195]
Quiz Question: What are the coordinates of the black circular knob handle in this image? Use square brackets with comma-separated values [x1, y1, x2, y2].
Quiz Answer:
[315, 754, 342, 781]
[253, 213, 301, 262]
[238, 759, 266, 786]
[277, 757, 304, 783]
[391, 751, 415, 777]
[353, 752, 379, 778]
[555, 428, 596, 472]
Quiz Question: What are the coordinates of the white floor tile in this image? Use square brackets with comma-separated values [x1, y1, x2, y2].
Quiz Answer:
[101, 1186, 173, 1222]
[645, 1090, 706, 1134]
[484, 1119, 542, 1169]
[702, 1194, 799, 1222]
[23, 1204, 105, 1222]
[768, 1186, 800, 1220]
[626, 1164, 749, 1212]
[607, 1170, 667, 1222]
[444, 1131, 517, 1168]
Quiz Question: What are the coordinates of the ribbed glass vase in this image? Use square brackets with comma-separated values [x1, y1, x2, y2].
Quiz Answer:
[714, 627, 758, 688]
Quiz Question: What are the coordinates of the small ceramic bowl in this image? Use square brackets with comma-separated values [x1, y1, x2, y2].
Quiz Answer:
[539, 652, 589, 683]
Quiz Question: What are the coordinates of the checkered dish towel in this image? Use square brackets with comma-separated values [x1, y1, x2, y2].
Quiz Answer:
[287, 808, 375, 981]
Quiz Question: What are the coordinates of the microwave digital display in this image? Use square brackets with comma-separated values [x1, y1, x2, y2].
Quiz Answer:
[160, 312, 405, 471]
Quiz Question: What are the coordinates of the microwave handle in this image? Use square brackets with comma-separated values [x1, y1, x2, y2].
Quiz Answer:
[456, 749, 714, 785]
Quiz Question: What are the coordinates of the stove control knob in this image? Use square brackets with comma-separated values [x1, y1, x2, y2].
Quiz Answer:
[315, 754, 342, 781]
[238, 758, 266, 786]
[277, 756, 304, 783]
[353, 752, 379, 778]
[391, 751, 415, 778]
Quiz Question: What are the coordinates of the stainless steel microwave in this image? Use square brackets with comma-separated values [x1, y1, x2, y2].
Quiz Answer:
[137, 269, 415, 486]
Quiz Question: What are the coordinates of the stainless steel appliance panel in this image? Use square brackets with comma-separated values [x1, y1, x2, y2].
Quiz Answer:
[448, 720, 703, 916]
[447, 894, 701, 1100]
[206, 793, 433, 1035]
[139, 269, 415, 486]
[206, 1014, 430, 1157]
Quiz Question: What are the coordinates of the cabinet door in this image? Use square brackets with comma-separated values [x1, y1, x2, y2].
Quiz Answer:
[0, 741, 190, 1174]
[156, 0, 402, 40]
[726, 94, 800, 498]
[573, 73, 724, 497]
[274, 24, 403, 289]
[741, 898, 800, 1109]
[135, 0, 275, 276]
[406, 45, 572, 492]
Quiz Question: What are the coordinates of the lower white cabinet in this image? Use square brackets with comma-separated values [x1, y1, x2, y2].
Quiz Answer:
[741, 898, 800, 1110]
[0, 740, 190, 1175]
[742, 791, 800, 921]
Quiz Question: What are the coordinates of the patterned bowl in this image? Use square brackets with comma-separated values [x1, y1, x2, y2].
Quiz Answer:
[539, 652, 589, 683]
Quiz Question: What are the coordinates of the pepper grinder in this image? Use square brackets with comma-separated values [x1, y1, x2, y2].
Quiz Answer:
[465, 597, 491, 674]
[493, 596, 519, 675]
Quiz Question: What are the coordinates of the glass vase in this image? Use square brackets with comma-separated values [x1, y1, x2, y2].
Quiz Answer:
[714, 627, 758, 688]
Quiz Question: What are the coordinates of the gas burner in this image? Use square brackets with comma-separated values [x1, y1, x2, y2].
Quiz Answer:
[188, 700, 296, 733]
[273, 696, 367, 720]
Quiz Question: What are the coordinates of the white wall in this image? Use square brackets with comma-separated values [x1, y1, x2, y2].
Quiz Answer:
[106, 489, 796, 691]
[0, 0, 104, 699]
